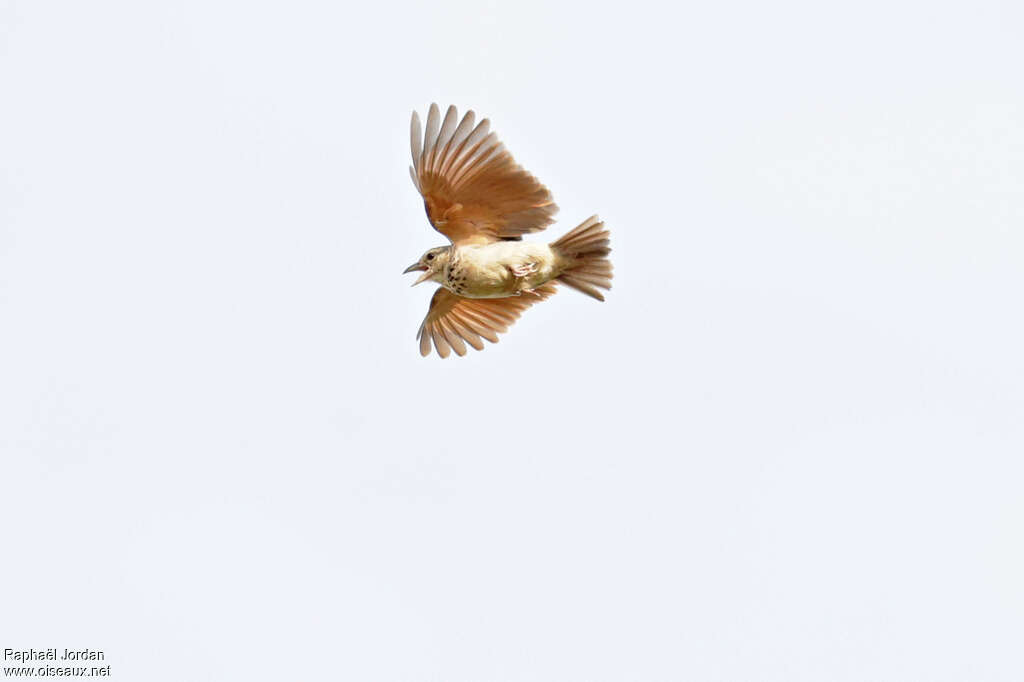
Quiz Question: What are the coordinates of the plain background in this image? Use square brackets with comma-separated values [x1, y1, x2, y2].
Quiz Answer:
[2, 0, 1022, 679]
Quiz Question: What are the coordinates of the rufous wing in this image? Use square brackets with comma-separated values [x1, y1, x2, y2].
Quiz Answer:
[409, 104, 558, 246]
[416, 284, 559, 358]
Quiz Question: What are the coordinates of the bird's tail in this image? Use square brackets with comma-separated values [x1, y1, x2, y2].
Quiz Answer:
[551, 215, 613, 301]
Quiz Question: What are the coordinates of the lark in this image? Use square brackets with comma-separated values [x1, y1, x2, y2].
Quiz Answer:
[404, 104, 613, 357]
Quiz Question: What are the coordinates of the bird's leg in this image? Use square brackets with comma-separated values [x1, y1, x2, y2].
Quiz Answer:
[507, 262, 540, 295]
[508, 263, 534, 278]
[507, 263, 531, 294]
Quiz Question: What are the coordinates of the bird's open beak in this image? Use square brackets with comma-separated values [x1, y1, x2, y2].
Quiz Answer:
[403, 262, 432, 286]
[410, 271, 433, 286]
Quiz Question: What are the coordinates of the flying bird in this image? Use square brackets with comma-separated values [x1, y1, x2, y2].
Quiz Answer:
[404, 103, 613, 357]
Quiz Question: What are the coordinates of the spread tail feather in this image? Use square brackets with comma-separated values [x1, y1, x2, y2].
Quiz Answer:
[551, 215, 613, 301]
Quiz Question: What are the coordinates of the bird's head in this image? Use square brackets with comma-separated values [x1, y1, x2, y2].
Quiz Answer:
[403, 246, 450, 286]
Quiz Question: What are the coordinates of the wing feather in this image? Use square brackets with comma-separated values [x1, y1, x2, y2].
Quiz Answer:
[438, 318, 468, 356]
[416, 284, 558, 357]
[454, 310, 500, 342]
[448, 317, 484, 350]
[421, 103, 441, 172]
[430, 324, 451, 359]
[443, 119, 490, 181]
[418, 326, 432, 357]
[410, 112, 422, 176]
[438, 112, 477, 178]
[409, 104, 558, 246]
[430, 105, 459, 174]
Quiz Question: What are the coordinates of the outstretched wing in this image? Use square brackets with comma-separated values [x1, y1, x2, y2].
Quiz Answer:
[409, 104, 558, 246]
[416, 284, 558, 357]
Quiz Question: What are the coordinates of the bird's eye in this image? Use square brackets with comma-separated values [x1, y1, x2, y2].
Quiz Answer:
[426, 253, 434, 261]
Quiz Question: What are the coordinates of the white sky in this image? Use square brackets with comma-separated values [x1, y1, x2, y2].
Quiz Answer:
[1, 0, 1022, 679]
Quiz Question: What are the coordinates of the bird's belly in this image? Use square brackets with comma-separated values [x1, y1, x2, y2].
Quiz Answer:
[446, 245, 558, 298]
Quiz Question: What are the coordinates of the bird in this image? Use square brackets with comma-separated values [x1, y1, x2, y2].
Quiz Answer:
[404, 103, 613, 357]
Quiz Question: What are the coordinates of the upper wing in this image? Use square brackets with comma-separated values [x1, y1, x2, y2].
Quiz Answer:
[409, 104, 558, 246]
[416, 284, 558, 357]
